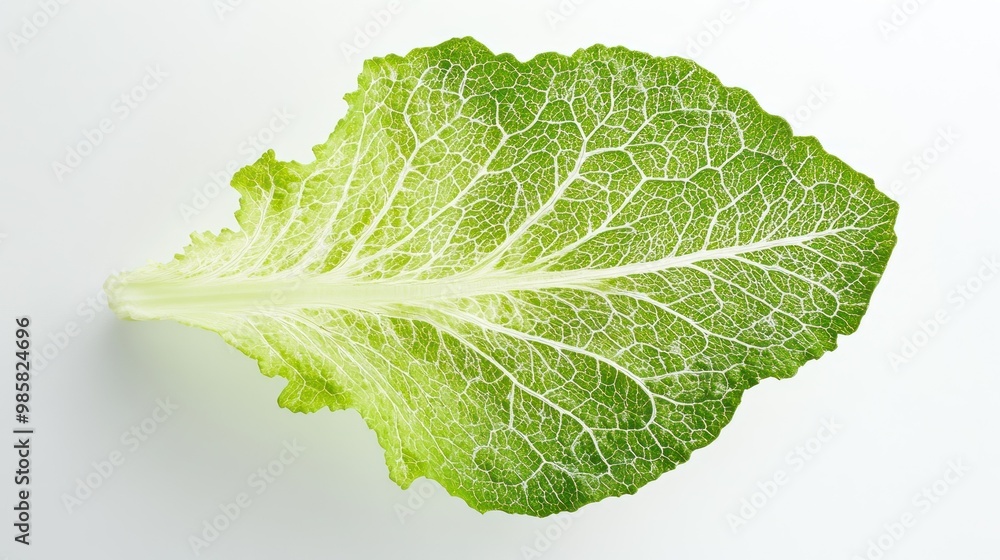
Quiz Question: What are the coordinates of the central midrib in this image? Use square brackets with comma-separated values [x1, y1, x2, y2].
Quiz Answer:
[110, 228, 848, 320]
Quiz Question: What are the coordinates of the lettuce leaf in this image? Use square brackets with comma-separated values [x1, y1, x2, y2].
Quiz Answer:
[107, 37, 897, 515]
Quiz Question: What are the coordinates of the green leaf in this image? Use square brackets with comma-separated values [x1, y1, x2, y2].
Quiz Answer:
[107, 37, 897, 515]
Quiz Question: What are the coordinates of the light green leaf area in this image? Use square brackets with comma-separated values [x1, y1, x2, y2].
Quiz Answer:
[108, 38, 897, 515]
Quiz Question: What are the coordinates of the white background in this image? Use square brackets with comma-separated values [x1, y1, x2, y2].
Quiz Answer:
[2, 0, 998, 558]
